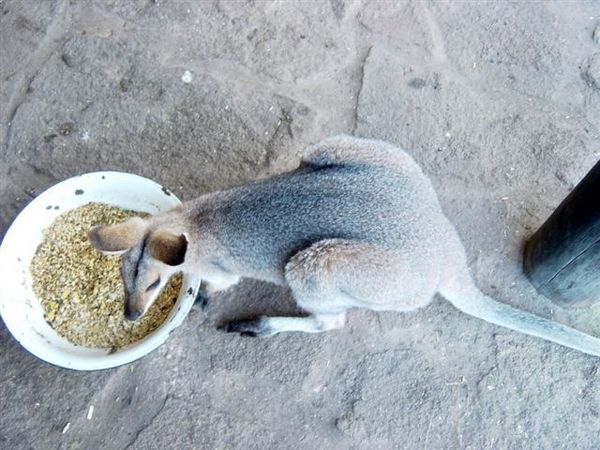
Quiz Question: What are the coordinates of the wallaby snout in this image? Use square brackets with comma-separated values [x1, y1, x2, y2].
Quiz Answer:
[124, 304, 142, 321]
[125, 304, 142, 322]
[123, 292, 145, 321]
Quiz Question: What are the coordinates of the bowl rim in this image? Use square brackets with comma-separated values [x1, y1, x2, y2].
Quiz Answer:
[0, 171, 200, 371]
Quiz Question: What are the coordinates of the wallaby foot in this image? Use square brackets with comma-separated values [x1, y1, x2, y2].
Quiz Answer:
[220, 312, 347, 337]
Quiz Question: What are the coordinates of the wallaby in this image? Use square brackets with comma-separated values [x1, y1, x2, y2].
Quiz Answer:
[89, 135, 600, 357]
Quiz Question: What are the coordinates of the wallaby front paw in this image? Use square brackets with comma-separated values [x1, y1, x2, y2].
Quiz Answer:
[219, 318, 272, 337]
[194, 290, 210, 310]
[194, 281, 211, 310]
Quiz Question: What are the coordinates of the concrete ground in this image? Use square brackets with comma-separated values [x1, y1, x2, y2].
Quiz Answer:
[1, 1, 600, 449]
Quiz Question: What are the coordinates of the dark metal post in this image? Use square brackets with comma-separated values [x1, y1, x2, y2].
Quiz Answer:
[523, 159, 600, 307]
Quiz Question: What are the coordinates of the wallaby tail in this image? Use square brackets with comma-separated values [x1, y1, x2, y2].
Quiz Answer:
[439, 268, 600, 357]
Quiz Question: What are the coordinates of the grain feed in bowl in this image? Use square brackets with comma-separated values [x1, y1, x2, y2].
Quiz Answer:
[30, 202, 182, 348]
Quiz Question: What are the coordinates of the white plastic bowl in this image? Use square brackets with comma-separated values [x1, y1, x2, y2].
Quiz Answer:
[0, 171, 200, 370]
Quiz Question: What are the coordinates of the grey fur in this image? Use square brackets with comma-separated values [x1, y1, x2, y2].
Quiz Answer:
[91, 135, 600, 356]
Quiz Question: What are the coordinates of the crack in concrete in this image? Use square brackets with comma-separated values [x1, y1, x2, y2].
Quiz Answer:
[262, 108, 293, 167]
[169, 394, 207, 409]
[420, 2, 448, 64]
[4, 69, 38, 141]
[123, 394, 170, 450]
[352, 46, 372, 136]
[24, 161, 59, 182]
[2, 0, 70, 153]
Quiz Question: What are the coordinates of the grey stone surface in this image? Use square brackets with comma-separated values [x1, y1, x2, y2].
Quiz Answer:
[1, 1, 599, 449]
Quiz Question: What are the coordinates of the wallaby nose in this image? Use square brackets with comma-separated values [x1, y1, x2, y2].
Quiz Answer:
[124, 305, 142, 321]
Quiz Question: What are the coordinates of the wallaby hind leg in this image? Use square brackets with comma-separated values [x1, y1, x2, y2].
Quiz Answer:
[221, 239, 439, 336]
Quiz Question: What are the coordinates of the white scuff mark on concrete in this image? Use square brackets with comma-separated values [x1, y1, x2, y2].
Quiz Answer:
[182, 70, 193, 83]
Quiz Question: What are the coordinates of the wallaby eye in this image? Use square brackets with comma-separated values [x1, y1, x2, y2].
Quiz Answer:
[146, 278, 160, 292]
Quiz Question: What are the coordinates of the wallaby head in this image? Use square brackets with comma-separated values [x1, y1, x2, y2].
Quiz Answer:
[88, 218, 188, 320]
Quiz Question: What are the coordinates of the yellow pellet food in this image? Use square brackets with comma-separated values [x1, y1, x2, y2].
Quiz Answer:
[30, 202, 182, 348]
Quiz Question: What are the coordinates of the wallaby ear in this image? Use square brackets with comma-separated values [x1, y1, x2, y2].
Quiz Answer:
[88, 217, 148, 252]
[148, 230, 188, 266]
